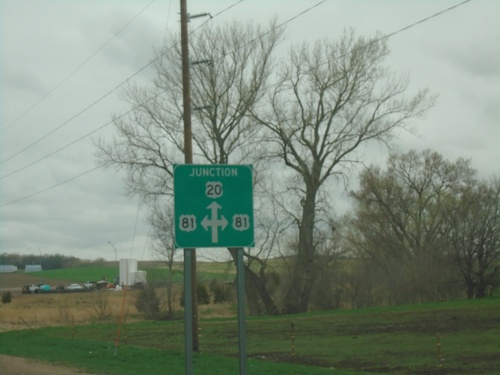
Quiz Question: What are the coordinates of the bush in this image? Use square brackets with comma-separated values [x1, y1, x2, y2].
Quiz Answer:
[135, 284, 160, 320]
[180, 283, 211, 306]
[198, 283, 210, 304]
[88, 290, 111, 321]
[1, 291, 12, 304]
[209, 279, 233, 303]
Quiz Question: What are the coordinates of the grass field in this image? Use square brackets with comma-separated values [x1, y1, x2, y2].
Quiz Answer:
[1, 264, 500, 374]
[1, 292, 499, 374]
[23, 261, 236, 285]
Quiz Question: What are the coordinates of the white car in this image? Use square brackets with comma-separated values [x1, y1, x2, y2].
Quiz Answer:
[66, 283, 84, 291]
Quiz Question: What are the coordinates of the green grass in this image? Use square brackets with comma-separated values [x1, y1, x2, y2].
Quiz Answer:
[30, 262, 236, 285]
[1, 297, 499, 374]
[0, 329, 339, 375]
[30, 266, 120, 283]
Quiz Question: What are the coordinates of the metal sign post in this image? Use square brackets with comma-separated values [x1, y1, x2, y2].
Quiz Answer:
[184, 249, 193, 375]
[236, 247, 248, 375]
[174, 164, 253, 375]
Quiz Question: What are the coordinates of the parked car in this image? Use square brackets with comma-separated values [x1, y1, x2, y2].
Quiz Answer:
[21, 284, 50, 294]
[39, 284, 51, 292]
[83, 281, 96, 290]
[21, 285, 31, 294]
[95, 280, 108, 290]
[66, 283, 84, 291]
[28, 284, 41, 293]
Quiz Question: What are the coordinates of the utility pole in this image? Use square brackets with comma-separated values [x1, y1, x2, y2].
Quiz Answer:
[180, 0, 199, 356]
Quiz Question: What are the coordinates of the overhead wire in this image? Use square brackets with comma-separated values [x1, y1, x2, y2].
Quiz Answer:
[0, 0, 245, 167]
[0, 0, 157, 135]
[161, 0, 174, 50]
[129, 203, 142, 259]
[0, 88, 169, 181]
[0, 49, 162, 166]
[0, 0, 472, 207]
[0, 165, 101, 208]
[217, 0, 473, 119]
[0, 0, 320, 177]
[384, 0, 472, 40]
[0, 0, 247, 206]
[1, 0, 320, 185]
[0, 0, 248, 178]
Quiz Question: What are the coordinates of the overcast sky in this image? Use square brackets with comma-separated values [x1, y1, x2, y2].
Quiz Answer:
[1, 0, 498, 262]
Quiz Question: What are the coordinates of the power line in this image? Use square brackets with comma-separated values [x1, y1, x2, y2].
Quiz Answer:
[0, 0, 473, 207]
[0, 0, 157, 135]
[384, 0, 472, 40]
[129, 203, 142, 259]
[192, 0, 245, 32]
[0, 88, 168, 181]
[235, 0, 473, 99]
[200, 0, 326, 68]
[0, 0, 317, 177]
[161, 0, 174, 50]
[0, 0, 245, 167]
[312, 0, 474, 78]
[0, 1, 249, 207]
[0, 165, 101, 208]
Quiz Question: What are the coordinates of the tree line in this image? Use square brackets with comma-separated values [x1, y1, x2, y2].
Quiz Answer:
[94, 20, 498, 315]
[0, 253, 104, 270]
[334, 150, 499, 308]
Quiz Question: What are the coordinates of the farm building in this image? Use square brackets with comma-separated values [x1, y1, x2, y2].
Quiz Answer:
[119, 259, 146, 286]
[25, 264, 42, 272]
[0, 265, 18, 273]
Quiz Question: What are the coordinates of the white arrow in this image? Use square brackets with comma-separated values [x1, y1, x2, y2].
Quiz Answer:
[201, 201, 228, 243]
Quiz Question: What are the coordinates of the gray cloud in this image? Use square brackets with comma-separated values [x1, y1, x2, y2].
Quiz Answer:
[1, 0, 499, 260]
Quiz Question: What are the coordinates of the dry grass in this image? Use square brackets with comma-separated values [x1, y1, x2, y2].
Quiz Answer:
[0, 290, 140, 332]
[0, 270, 237, 333]
[0, 286, 237, 333]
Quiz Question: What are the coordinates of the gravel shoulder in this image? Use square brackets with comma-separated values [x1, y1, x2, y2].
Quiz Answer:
[0, 355, 96, 375]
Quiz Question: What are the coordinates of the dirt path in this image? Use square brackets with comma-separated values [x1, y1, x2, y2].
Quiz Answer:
[0, 355, 96, 375]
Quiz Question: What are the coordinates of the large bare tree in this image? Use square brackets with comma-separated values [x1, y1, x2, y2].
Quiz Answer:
[252, 31, 435, 313]
[95, 20, 284, 314]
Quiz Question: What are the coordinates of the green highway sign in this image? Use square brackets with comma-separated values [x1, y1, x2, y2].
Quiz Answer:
[174, 164, 254, 248]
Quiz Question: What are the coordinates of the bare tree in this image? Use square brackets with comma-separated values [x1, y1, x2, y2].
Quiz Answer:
[252, 31, 435, 313]
[95, 20, 283, 196]
[148, 201, 179, 318]
[88, 290, 112, 321]
[95, 20, 285, 314]
[238, 174, 292, 315]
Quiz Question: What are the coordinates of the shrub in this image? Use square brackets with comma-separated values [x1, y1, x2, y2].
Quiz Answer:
[88, 289, 111, 321]
[197, 283, 210, 304]
[209, 279, 233, 303]
[1, 291, 12, 304]
[180, 283, 211, 306]
[135, 284, 160, 320]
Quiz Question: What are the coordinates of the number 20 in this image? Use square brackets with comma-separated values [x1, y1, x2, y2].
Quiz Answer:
[206, 182, 223, 198]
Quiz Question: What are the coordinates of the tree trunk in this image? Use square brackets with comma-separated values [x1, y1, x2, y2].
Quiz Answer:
[465, 277, 475, 299]
[475, 276, 487, 298]
[166, 276, 174, 319]
[228, 248, 279, 315]
[283, 183, 318, 314]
